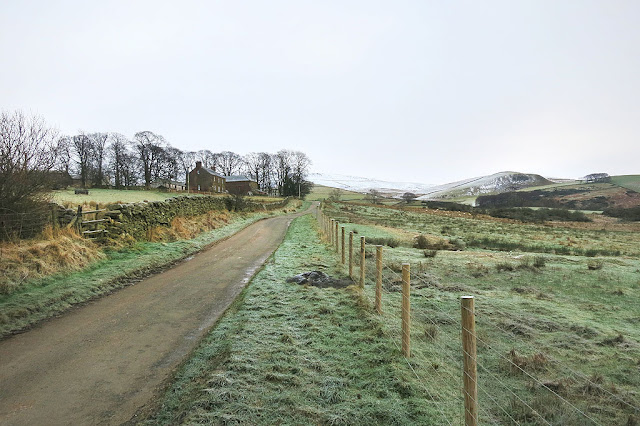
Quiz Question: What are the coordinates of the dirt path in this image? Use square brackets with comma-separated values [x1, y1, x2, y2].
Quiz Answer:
[0, 204, 316, 425]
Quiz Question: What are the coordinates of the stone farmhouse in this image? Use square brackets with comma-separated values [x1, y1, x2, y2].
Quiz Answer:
[189, 161, 226, 193]
[188, 162, 260, 195]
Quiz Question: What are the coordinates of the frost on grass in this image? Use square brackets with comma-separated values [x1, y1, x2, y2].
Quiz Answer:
[286, 271, 351, 288]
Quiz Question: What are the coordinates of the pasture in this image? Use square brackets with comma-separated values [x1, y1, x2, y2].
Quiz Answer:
[320, 201, 640, 424]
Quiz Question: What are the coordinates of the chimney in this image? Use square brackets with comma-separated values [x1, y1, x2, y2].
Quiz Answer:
[196, 161, 202, 169]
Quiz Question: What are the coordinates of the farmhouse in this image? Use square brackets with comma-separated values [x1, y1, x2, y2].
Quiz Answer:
[188, 161, 226, 193]
[225, 175, 260, 195]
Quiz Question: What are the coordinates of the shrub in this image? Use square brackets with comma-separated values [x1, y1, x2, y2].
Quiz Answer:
[448, 237, 465, 250]
[587, 260, 604, 270]
[496, 262, 516, 272]
[423, 250, 438, 258]
[533, 256, 546, 268]
[415, 234, 429, 249]
[366, 236, 401, 248]
[467, 263, 489, 277]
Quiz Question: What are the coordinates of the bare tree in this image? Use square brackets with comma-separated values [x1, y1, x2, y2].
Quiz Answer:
[0, 110, 59, 211]
[365, 189, 383, 204]
[54, 136, 72, 175]
[71, 132, 93, 188]
[197, 150, 216, 169]
[328, 188, 343, 201]
[215, 151, 244, 176]
[134, 131, 167, 189]
[88, 132, 109, 187]
[107, 133, 133, 188]
[273, 150, 292, 196]
[177, 150, 198, 185]
[257, 152, 273, 193]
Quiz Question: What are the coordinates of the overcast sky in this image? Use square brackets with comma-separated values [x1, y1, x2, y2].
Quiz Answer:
[1, 1, 638, 184]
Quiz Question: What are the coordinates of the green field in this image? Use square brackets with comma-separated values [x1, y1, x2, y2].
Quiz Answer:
[50, 189, 195, 207]
[306, 184, 367, 202]
[318, 201, 640, 424]
[610, 175, 640, 192]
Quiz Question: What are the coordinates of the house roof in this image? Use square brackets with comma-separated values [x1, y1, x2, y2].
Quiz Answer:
[197, 166, 225, 178]
[225, 175, 254, 182]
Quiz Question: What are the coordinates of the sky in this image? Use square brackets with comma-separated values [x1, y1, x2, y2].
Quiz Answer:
[1, 0, 639, 184]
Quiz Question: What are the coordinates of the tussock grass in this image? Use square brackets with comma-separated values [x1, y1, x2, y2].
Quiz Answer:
[0, 227, 104, 295]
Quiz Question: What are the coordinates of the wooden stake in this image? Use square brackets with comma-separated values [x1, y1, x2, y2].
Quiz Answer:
[359, 236, 366, 288]
[349, 231, 354, 278]
[341, 226, 346, 264]
[335, 221, 339, 252]
[461, 296, 478, 426]
[330, 219, 334, 245]
[376, 245, 383, 314]
[402, 263, 411, 357]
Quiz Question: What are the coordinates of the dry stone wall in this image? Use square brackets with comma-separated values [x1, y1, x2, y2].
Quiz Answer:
[101, 195, 290, 240]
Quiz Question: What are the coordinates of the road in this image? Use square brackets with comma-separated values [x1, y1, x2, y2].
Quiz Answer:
[0, 205, 314, 425]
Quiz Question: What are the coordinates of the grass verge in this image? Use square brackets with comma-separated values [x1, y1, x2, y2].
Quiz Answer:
[143, 214, 441, 425]
[0, 210, 290, 339]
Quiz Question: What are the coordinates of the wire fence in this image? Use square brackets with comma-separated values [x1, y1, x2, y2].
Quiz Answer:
[0, 207, 54, 240]
[315, 206, 639, 425]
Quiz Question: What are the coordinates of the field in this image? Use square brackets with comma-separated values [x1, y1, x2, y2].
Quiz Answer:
[50, 188, 190, 206]
[611, 175, 640, 193]
[306, 184, 368, 202]
[318, 201, 640, 424]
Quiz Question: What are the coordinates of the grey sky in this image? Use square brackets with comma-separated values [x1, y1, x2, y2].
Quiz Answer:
[2, 1, 638, 184]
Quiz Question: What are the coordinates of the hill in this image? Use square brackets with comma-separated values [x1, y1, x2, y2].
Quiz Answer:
[308, 173, 434, 197]
[416, 172, 552, 200]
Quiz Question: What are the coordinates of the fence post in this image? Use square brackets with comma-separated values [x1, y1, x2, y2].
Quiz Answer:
[76, 205, 83, 233]
[335, 221, 339, 252]
[402, 263, 411, 357]
[330, 219, 334, 245]
[51, 205, 59, 230]
[461, 296, 478, 426]
[359, 236, 366, 288]
[349, 231, 354, 278]
[341, 226, 346, 264]
[376, 245, 383, 314]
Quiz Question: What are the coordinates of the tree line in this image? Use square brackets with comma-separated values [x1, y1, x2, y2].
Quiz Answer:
[0, 110, 312, 213]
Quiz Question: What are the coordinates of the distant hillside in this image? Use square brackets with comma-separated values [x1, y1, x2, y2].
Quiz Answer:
[416, 172, 553, 200]
[610, 175, 640, 192]
[308, 173, 434, 196]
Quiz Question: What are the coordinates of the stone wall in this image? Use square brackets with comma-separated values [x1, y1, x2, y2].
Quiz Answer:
[100, 196, 290, 240]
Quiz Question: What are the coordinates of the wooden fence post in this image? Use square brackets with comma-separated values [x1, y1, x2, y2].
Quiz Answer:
[402, 263, 411, 357]
[76, 205, 83, 233]
[51, 205, 59, 230]
[461, 296, 478, 426]
[341, 226, 346, 264]
[376, 245, 383, 314]
[359, 236, 366, 288]
[349, 231, 354, 278]
[335, 221, 339, 252]
[330, 219, 334, 245]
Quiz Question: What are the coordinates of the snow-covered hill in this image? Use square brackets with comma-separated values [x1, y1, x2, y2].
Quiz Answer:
[308, 173, 434, 195]
[415, 172, 552, 200]
[309, 171, 553, 199]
